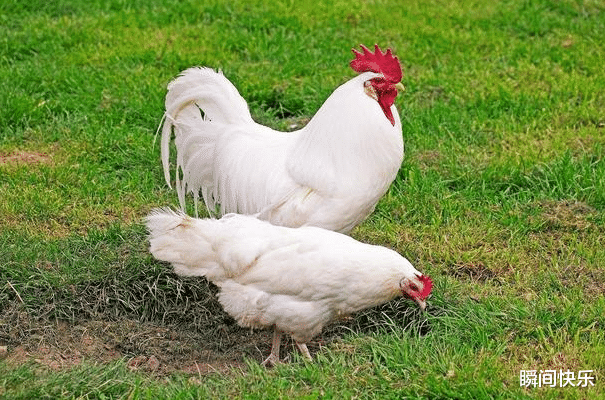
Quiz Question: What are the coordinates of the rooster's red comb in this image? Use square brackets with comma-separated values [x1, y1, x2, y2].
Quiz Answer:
[350, 44, 402, 84]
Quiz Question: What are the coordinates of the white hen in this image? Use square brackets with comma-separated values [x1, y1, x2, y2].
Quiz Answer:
[146, 209, 433, 365]
[160, 44, 405, 233]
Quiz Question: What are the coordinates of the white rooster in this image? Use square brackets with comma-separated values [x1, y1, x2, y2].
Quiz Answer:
[146, 209, 433, 366]
[160, 44, 405, 233]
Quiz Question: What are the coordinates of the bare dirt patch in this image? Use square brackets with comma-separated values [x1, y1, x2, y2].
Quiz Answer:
[558, 264, 605, 299]
[532, 200, 597, 232]
[449, 262, 497, 282]
[1, 313, 253, 375]
[1, 271, 429, 376]
[0, 150, 53, 166]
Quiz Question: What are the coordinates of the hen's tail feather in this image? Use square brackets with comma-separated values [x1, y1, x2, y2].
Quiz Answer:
[145, 208, 222, 279]
[161, 68, 254, 214]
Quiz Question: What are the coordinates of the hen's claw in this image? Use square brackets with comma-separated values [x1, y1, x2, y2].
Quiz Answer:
[262, 329, 283, 368]
[296, 342, 312, 361]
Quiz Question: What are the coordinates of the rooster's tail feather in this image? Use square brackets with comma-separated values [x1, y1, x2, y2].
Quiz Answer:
[160, 68, 254, 215]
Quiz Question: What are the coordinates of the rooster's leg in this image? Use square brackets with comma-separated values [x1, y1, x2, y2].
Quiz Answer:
[295, 342, 312, 361]
[261, 329, 282, 367]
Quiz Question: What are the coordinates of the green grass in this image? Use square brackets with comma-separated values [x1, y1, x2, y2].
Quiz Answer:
[1, 0, 604, 398]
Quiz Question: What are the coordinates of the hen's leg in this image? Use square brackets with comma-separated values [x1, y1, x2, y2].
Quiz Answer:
[295, 342, 312, 361]
[261, 329, 282, 367]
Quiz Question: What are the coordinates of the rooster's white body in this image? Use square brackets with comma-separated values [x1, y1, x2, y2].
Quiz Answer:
[161, 63, 404, 233]
[146, 209, 431, 364]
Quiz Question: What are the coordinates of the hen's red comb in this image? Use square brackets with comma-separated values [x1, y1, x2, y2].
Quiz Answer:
[350, 44, 402, 83]
[417, 275, 433, 300]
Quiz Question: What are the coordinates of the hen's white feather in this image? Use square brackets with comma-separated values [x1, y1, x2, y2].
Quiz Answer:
[146, 209, 427, 343]
[161, 67, 404, 233]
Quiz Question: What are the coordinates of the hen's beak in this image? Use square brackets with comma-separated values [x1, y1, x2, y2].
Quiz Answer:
[395, 82, 405, 93]
[415, 298, 426, 311]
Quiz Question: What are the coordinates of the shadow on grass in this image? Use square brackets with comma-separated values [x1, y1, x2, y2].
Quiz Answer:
[0, 261, 436, 374]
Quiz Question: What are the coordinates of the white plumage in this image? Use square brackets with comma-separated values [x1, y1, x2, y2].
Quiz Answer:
[145, 208, 432, 365]
[160, 45, 405, 233]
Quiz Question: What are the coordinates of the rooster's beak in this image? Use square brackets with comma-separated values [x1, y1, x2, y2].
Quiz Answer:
[415, 298, 426, 311]
[395, 82, 405, 93]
